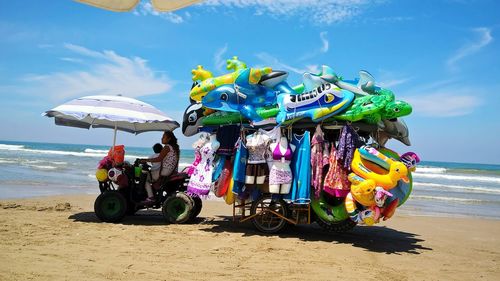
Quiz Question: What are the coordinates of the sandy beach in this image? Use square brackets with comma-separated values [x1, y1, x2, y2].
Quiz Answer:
[0, 195, 498, 281]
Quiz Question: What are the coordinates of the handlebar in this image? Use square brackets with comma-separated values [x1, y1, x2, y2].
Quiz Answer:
[134, 158, 151, 170]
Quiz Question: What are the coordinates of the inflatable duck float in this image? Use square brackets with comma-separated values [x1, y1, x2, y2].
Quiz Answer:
[344, 173, 398, 225]
[351, 145, 409, 190]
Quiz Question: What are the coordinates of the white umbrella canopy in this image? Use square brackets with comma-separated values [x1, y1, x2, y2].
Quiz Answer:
[44, 95, 179, 147]
[74, 0, 202, 12]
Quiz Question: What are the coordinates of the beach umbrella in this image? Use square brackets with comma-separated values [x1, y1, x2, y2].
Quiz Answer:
[43, 95, 179, 148]
[74, 0, 201, 12]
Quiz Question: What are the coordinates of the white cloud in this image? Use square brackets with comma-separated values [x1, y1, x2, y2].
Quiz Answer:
[447, 27, 493, 70]
[214, 45, 228, 72]
[376, 69, 412, 88]
[378, 78, 411, 88]
[60, 57, 84, 63]
[255, 52, 306, 74]
[367, 16, 413, 23]
[131, 0, 377, 25]
[134, 2, 184, 23]
[202, 0, 375, 24]
[24, 44, 172, 101]
[404, 91, 482, 117]
[320, 31, 329, 53]
[305, 64, 321, 74]
[299, 31, 330, 61]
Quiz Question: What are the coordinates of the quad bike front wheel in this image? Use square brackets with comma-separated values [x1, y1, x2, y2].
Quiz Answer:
[162, 192, 194, 224]
[94, 191, 128, 223]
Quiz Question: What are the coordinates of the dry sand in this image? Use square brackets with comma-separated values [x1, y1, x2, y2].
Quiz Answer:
[0, 194, 499, 281]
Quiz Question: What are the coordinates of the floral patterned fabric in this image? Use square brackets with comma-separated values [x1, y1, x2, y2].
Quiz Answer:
[310, 125, 330, 199]
[269, 164, 293, 185]
[187, 142, 217, 196]
[323, 145, 351, 197]
[336, 125, 363, 171]
[160, 144, 178, 176]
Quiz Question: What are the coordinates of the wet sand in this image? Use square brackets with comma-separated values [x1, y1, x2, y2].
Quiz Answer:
[0, 194, 499, 280]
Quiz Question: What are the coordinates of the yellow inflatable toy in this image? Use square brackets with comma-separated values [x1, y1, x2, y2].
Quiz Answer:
[345, 173, 395, 225]
[351, 146, 409, 190]
[347, 173, 377, 206]
[224, 178, 235, 205]
[95, 168, 108, 182]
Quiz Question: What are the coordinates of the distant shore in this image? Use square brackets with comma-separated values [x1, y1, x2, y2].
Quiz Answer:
[0, 194, 499, 281]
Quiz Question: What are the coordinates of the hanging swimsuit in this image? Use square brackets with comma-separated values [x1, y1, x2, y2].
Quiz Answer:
[310, 125, 329, 199]
[268, 141, 293, 187]
[245, 132, 270, 184]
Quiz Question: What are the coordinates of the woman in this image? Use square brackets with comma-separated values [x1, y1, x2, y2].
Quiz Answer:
[139, 131, 180, 204]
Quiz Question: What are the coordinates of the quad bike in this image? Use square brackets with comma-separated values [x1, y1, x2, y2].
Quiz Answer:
[94, 159, 202, 224]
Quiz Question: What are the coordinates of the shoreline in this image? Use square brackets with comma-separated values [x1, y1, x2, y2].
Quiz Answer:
[1, 194, 499, 280]
[1, 192, 499, 221]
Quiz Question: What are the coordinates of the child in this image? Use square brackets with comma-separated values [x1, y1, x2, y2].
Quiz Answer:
[144, 143, 163, 204]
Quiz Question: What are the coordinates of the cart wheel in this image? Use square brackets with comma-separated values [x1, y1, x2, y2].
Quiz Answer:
[94, 191, 127, 223]
[250, 196, 288, 233]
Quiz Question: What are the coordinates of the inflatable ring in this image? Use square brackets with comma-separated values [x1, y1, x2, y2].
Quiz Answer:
[378, 148, 413, 206]
[310, 192, 349, 223]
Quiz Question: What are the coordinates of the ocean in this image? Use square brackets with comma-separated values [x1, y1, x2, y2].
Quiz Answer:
[1, 140, 499, 220]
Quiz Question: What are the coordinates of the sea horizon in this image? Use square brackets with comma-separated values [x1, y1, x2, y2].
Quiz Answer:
[1, 139, 499, 220]
[1, 138, 498, 166]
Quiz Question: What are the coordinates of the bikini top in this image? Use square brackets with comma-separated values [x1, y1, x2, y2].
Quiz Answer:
[272, 142, 293, 161]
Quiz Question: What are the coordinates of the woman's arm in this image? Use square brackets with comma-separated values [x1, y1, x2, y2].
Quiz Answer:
[141, 146, 171, 163]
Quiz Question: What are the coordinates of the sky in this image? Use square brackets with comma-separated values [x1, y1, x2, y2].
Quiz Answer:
[0, 0, 499, 164]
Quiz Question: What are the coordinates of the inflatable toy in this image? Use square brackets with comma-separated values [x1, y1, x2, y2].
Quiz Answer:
[345, 173, 394, 225]
[310, 193, 350, 223]
[329, 89, 412, 124]
[96, 168, 108, 182]
[377, 148, 416, 206]
[224, 178, 235, 205]
[182, 102, 205, 137]
[401, 151, 420, 172]
[345, 192, 372, 224]
[299, 65, 377, 95]
[276, 83, 355, 124]
[107, 167, 122, 182]
[330, 92, 387, 122]
[202, 106, 279, 126]
[214, 159, 232, 197]
[190, 57, 272, 102]
[226, 56, 247, 72]
[301, 65, 341, 91]
[202, 69, 277, 123]
[374, 118, 411, 146]
[351, 146, 409, 190]
[377, 99, 412, 123]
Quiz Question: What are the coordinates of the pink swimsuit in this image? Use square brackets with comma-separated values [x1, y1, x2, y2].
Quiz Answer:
[268, 142, 293, 186]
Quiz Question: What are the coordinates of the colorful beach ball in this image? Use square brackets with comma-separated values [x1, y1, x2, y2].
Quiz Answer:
[95, 169, 108, 182]
[108, 168, 122, 182]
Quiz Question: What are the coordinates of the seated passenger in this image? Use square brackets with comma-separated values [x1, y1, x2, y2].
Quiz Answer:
[139, 131, 180, 204]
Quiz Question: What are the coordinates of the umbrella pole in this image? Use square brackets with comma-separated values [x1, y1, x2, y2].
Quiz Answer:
[112, 123, 117, 151]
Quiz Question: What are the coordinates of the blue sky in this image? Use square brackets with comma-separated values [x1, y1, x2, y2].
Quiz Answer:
[0, 0, 499, 164]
